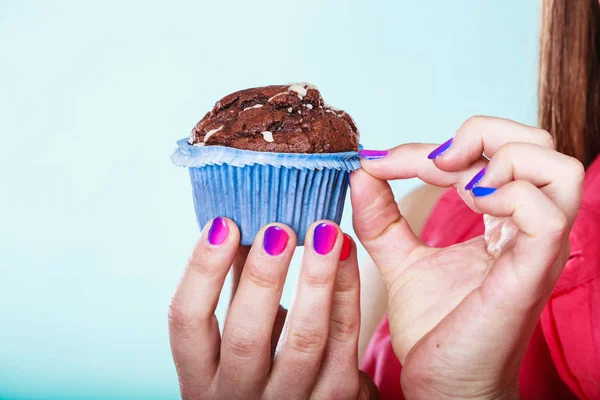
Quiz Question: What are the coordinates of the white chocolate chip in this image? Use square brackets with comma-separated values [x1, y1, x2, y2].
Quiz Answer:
[304, 104, 313, 110]
[203, 125, 223, 142]
[287, 107, 293, 113]
[298, 110, 302, 115]
[243, 104, 263, 111]
[260, 131, 274, 142]
[288, 83, 308, 98]
[268, 92, 287, 102]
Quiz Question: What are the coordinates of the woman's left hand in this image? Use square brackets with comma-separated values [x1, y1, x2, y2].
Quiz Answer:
[351, 116, 585, 399]
[169, 220, 378, 399]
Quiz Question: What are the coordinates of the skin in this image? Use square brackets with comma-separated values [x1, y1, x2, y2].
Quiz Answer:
[169, 115, 584, 399]
[358, 184, 445, 362]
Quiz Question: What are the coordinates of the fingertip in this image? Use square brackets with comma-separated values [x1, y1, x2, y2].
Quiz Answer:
[359, 149, 390, 161]
[202, 217, 241, 247]
[430, 145, 472, 172]
[427, 138, 454, 160]
[340, 233, 353, 262]
[305, 220, 342, 257]
[471, 186, 498, 198]
[260, 223, 296, 257]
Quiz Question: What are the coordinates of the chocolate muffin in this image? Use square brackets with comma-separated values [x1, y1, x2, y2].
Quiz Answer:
[173, 82, 362, 245]
[187, 83, 359, 153]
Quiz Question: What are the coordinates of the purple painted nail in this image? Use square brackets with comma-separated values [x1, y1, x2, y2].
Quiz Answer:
[472, 187, 497, 197]
[313, 223, 338, 255]
[465, 167, 487, 191]
[263, 226, 289, 256]
[359, 150, 389, 160]
[208, 217, 229, 245]
[427, 138, 454, 159]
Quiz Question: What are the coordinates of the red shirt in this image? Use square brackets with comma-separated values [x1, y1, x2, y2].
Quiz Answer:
[361, 157, 600, 400]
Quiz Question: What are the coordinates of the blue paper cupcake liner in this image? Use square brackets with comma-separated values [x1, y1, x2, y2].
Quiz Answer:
[171, 139, 361, 245]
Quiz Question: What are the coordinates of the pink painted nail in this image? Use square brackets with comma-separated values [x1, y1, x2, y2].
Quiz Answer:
[359, 150, 389, 160]
[313, 223, 338, 255]
[208, 217, 229, 246]
[263, 226, 289, 256]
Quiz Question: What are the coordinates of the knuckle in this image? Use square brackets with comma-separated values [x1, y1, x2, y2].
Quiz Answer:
[302, 267, 335, 288]
[168, 298, 202, 332]
[245, 264, 280, 289]
[329, 310, 360, 343]
[459, 115, 488, 135]
[538, 129, 556, 149]
[565, 156, 585, 182]
[355, 190, 403, 243]
[286, 325, 327, 355]
[464, 115, 487, 128]
[492, 142, 517, 162]
[545, 212, 569, 237]
[224, 324, 261, 359]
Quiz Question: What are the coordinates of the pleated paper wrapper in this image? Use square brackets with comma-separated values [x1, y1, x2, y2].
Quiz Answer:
[171, 139, 361, 245]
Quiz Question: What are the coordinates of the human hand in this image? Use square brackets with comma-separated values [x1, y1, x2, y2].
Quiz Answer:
[169, 219, 379, 399]
[352, 116, 584, 399]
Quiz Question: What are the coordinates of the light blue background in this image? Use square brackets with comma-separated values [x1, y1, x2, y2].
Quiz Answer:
[0, 1, 539, 398]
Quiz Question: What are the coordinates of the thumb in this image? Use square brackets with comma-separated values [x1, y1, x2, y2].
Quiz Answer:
[350, 169, 423, 283]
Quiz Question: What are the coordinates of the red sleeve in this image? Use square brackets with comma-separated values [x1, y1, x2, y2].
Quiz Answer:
[540, 206, 600, 399]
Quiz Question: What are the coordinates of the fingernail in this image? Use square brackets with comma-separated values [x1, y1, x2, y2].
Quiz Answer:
[313, 223, 338, 255]
[263, 226, 289, 256]
[472, 187, 497, 197]
[465, 167, 487, 191]
[427, 138, 454, 159]
[359, 150, 389, 160]
[340, 234, 352, 261]
[208, 217, 229, 245]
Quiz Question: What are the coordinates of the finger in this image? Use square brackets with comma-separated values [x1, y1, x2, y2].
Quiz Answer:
[358, 370, 380, 400]
[471, 142, 585, 223]
[229, 246, 250, 305]
[311, 234, 362, 400]
[267, 221, 344, 400]
[350, 168, 430, 286]
[169, 217, 240, 397]
[473, 181, 573, 307]
[431, 115, 555, 171]
[218, 224, 296, 397]
[271, 305, 288, 357]
[358, 117, 554, 185]
[358, 143, 488, 193]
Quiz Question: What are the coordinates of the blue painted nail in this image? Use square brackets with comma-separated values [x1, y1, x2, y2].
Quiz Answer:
[427, 138, 453, 159]
[472, 187, 497, 197]
[465, 167, 486, 191]
[359, 150, 389, 160]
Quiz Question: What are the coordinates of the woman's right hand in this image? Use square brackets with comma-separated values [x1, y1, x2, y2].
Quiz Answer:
[168, 218, 378, 399]
[351, 116, 584, 399]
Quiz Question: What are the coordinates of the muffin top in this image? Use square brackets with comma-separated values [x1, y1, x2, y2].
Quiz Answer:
[187, 83, 359, 153]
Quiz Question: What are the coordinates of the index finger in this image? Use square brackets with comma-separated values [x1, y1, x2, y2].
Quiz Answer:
[430, 115, 555, 171]
[169, 217, 240, 397]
